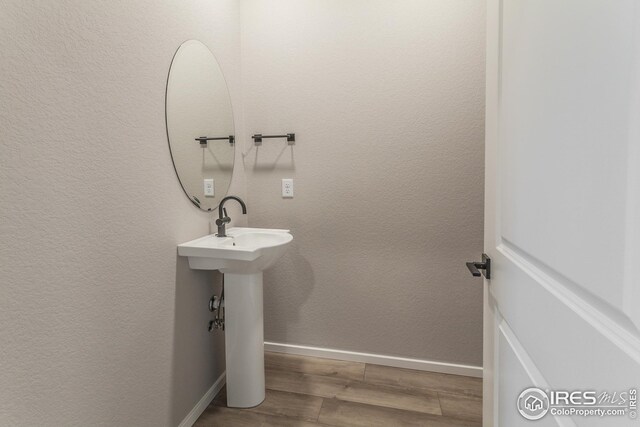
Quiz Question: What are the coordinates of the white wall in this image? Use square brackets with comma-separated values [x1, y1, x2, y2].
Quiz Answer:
[241, 0, 486, 366]
[0, 1, 244, 425]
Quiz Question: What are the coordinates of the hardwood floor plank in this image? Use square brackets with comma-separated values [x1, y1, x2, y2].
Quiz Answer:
[265, 352, 366, 381]
[265, 369, 442, 415]
[194, 405, 327, 427]
[266, 368, 349, 398]
[437, 392, 482, 423]
[214, 386, 323, 422]
[364, 364, 482, 398]
[318, 398, 482, 427]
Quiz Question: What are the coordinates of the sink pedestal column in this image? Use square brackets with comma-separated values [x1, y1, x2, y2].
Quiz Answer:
[223, 272, 265, 408]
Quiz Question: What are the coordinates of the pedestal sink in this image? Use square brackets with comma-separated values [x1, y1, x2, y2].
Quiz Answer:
[177, 227, 292, 408]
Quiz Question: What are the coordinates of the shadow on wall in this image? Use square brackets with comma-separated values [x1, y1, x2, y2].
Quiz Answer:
[169, 255, 225, 426]
[263, 242, 315, 344]
[243, 141, 296, 172]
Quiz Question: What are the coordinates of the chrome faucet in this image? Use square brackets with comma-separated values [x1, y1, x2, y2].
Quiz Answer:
[216, 196, 247, 237]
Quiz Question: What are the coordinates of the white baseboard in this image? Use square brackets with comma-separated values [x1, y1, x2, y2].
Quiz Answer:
[264, 342, 483, 378]
[178, 371, 226, 427]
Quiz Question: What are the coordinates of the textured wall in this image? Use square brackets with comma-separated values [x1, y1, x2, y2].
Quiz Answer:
[0, 1, 244, 426]
[241, 0, 486, 366]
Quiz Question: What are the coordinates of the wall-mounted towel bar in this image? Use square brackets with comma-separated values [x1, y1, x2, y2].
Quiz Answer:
[252, 133, 295, 146]
[195, 135, 235, 146]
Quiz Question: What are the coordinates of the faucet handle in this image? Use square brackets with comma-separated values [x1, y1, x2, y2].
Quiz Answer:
[223, 207, 228, 218]
[215, 217, 231, 226]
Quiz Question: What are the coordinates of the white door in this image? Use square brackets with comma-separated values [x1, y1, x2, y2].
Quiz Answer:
[483, 1, 640, 426]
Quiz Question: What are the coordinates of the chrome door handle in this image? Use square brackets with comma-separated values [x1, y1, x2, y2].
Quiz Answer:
[466, 253, 491, 279]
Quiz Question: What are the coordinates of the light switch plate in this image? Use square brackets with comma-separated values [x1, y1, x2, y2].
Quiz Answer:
[282, 179, 293, 198]
[204, 179, 214, 197]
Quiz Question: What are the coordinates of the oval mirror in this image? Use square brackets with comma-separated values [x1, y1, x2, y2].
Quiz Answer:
[165, 40, 235, 211]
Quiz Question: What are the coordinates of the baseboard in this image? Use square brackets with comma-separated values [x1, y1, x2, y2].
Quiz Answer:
[178, 371, 226, 427]
[264, 342, 483, 378]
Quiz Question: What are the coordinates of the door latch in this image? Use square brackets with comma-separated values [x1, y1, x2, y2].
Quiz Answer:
[466, 253, 491, 279]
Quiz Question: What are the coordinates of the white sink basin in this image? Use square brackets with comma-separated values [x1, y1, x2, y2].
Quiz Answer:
[178, 227, 293, 273]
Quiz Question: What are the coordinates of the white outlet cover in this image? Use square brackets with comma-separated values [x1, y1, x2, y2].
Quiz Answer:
[204, 179, 214, 197]
[282, 179, 293, 198]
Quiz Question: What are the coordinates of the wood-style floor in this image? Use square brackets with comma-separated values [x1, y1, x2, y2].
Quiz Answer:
[194, 352, 482, 427]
